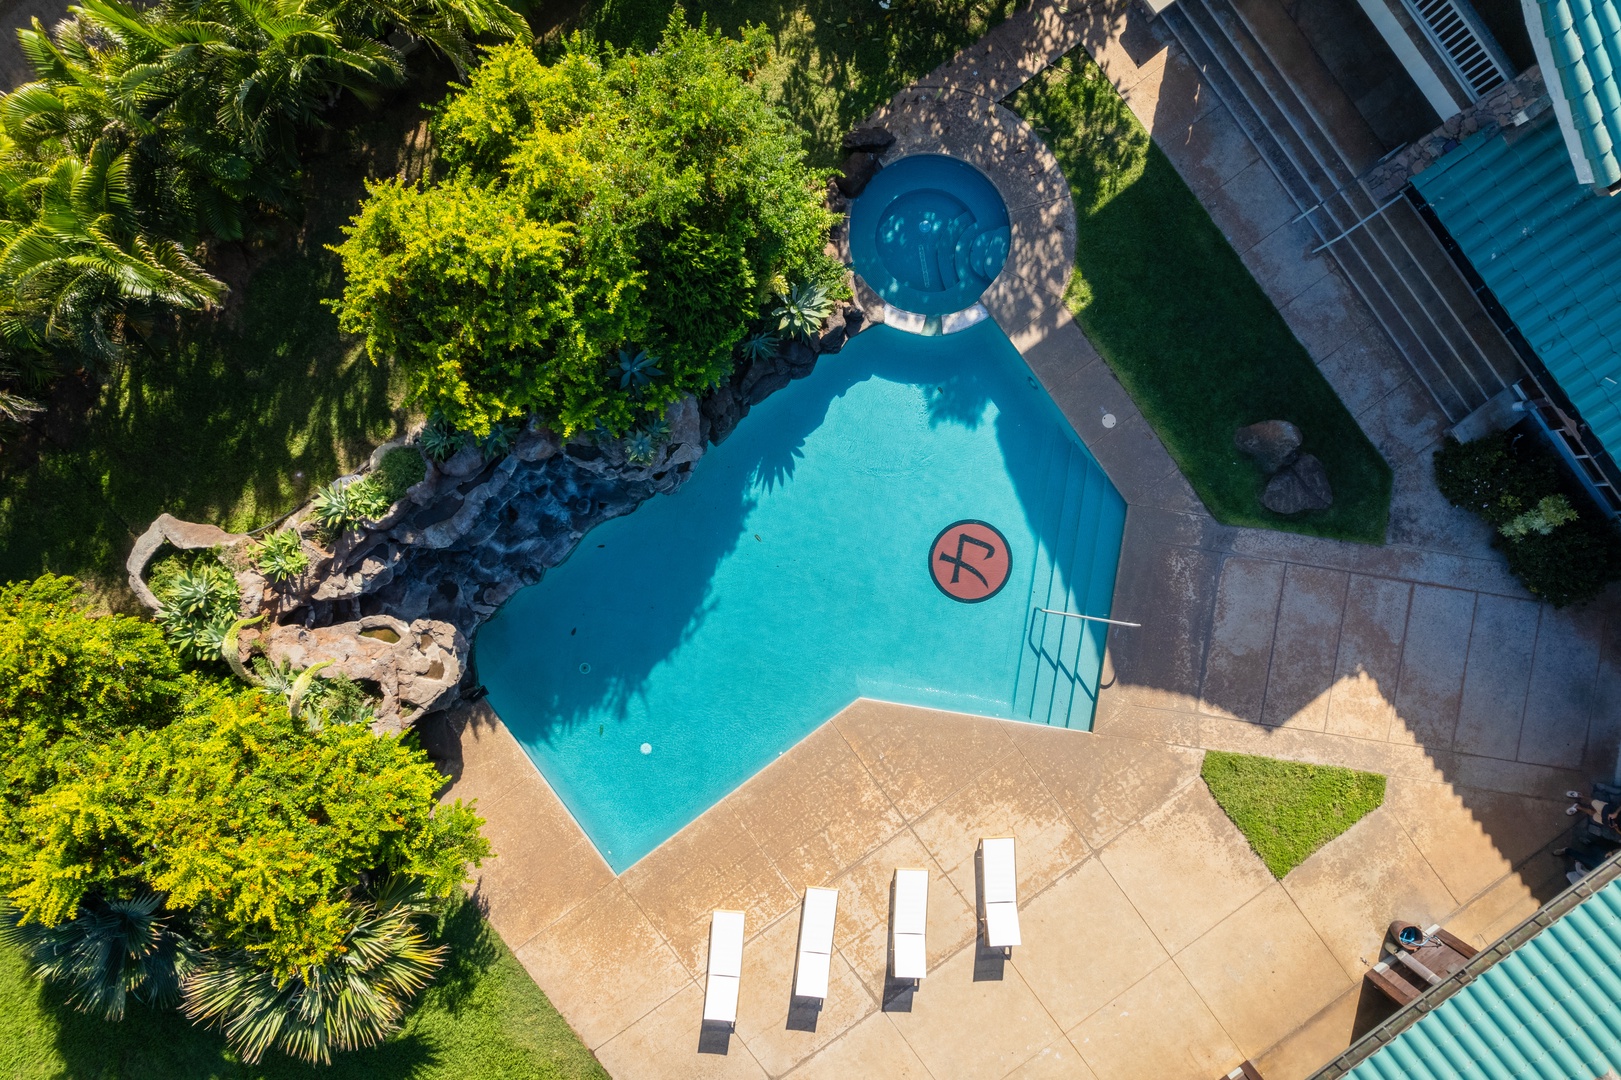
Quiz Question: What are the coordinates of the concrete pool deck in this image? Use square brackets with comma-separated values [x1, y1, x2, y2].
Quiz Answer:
[429, 3, 1621, 1077]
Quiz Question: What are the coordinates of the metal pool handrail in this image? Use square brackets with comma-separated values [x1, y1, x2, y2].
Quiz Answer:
[1034, 608, 1141, 629]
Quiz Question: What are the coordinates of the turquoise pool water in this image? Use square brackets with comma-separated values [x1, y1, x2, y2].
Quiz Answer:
[849, 155, 1012, 316]
[475, 320, 1125, 870]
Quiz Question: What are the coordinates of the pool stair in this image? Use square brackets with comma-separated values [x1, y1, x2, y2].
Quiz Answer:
[1010, 438, 1127, 729]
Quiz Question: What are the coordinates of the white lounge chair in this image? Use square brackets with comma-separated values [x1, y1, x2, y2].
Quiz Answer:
[891, 868, 929, 981]
[703, 910, 745, 1026]
[980, 836, 1021, 948]
[794, 887, 839, 999]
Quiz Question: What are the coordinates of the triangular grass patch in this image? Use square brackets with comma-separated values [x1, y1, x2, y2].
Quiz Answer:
[1201, 751, 1386, 878]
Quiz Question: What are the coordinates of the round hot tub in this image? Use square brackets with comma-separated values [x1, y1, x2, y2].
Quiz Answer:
[849, 154, 1012, 317]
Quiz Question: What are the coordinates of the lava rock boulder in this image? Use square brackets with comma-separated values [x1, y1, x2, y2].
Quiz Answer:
[1234, 419, 1303, 474]
[1261, 453, 1334, 514]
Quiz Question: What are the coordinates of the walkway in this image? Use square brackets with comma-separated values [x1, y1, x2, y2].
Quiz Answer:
[432, 3, 1621, 1078]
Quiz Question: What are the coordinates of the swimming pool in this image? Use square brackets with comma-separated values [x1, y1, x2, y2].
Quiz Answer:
[476, 320, 1126, 870]
[849, 155, 1012, 317]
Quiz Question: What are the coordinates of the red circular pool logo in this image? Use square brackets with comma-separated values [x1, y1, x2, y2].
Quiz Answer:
[929, 520, 1012, 603]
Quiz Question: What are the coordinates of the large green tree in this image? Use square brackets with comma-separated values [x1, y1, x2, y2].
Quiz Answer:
[0, 576, 488, 1061]
[331, 13, 841, 436]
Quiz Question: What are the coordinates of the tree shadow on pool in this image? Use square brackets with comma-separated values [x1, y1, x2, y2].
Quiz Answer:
[486, 320, 1110, 745]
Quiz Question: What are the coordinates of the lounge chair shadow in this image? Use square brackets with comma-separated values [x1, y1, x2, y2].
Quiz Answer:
[697, 1022, 734, 1055]
[970, 845, 1008, 981]
[786, 994, 823, 1032]
[972, 938, 1009, 981]
[881, 976, 917, 1012]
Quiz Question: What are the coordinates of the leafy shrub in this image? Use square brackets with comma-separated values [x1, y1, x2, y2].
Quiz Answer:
[0, 575, 186, 833]
[479, 421, 519, 460]
[1500, 494, 1578, 539]
[331, 16, 841, 437]
[376, 446, 427, 503]
[1501, 516, 1621, 607]
[1434, 432, 1558, 528]
[1435, 432, 1621, 606]
[254, 527, 309, 582]
[8, 686, 488, 973]
[312, 476, 391, 533]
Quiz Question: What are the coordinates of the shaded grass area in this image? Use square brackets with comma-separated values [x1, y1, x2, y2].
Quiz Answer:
[0, 74, 445, 595]
[559, 0, 1018, 164]
[1009, 52, 1392, 543]
[0, 897, 607, 1080]
[1202, 750, 1386, 878]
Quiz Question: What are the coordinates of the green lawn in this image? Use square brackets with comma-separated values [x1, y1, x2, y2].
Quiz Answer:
[0, 898, 607, 1080]
[1008, 52, 1393, 543]
[1201, 750, 1387, 878]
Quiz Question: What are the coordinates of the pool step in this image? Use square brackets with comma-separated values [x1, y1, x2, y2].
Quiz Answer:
[1011, 438, 1122, 729]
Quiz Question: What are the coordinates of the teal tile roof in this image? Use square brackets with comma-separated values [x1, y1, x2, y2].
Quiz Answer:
[1344, 875, 1621, 1080]
[1532, 0, 1621, 186]
[1413, 117, 1621, 463]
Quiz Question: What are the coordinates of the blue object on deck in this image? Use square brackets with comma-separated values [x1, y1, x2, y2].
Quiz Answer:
[849, 154, 1011, 316]
[474, 320, 1125, 870]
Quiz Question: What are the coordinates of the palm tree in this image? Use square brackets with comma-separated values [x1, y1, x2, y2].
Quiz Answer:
[0, 139, 224, 358]
[328, 0, 528, 73]
[0, 892, 200, 1021]
[181, 877, 447, 1064]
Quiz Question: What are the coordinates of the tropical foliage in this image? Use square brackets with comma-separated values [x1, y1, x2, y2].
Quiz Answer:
[312, 476, 392, 532]
[331, 13, 842, 437]
[0, 575, 487, 1062]
[1435, 432, 1621, 606]
[0, 0, 526, 385]
[148, 553, 242, 661]
[254, 529, 311, 583]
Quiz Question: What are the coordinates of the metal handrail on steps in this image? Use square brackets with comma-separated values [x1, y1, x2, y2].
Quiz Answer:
[1034, 607, 1141, 628]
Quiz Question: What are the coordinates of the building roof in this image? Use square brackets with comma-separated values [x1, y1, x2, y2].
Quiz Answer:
[1342, 873, 1621, 1080]
[1527, 0, 1621, 186]
[1413, 116, 1621, 461]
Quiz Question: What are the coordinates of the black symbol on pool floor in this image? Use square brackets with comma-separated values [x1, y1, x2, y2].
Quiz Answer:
[939, 533, 996, 587]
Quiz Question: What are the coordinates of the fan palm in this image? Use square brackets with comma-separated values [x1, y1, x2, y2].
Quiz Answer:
[181, 879, 447, 1064]
[0, 892, 200, 1021]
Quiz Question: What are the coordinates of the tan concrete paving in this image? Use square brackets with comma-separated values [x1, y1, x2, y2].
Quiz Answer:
[428, 3, 1621, 1076]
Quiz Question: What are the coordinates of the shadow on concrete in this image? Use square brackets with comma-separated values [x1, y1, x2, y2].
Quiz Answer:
[785, 995, 824, 1032]
[696, 1022, 736, 1055]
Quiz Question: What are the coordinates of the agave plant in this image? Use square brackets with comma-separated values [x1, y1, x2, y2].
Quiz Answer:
[181, 880, 447, 1065]
[617, 347, 662, 390]
[163, 562, 238, 616]
[624, 429, 656, 466]
[418, 414, 465, 462]
[254, 528, 309, 583]
[1, 893, 199, 1021]
[772, 283, 834, 340]
[739, 329, 778, 364]
[312, 477, 390, 533]
[156, 605, 235, 661]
